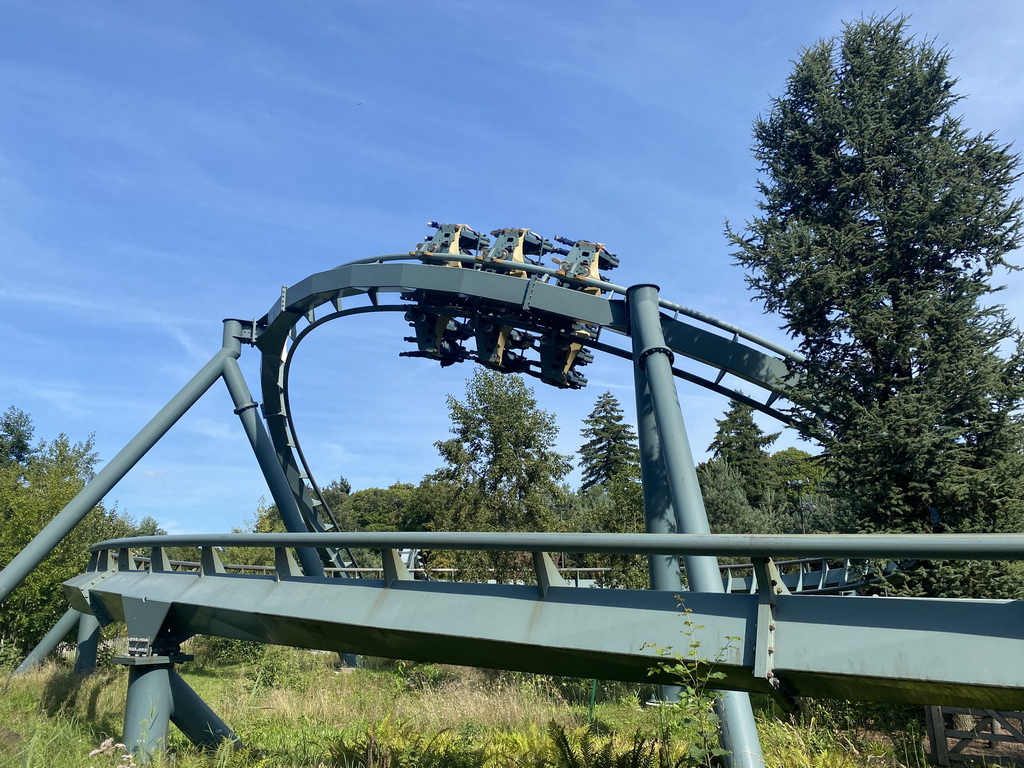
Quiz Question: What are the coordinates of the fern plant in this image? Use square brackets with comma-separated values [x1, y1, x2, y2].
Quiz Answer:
[548, 723, 657, 768]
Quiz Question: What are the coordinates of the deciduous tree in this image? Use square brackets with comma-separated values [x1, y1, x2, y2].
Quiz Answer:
[0, 410, 142, 659]
[429, 370, 571, 580]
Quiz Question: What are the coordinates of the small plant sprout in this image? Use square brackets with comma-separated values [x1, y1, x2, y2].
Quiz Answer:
[645, 599, 737, 768]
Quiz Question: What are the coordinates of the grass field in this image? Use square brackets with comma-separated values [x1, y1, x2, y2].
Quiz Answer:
[0, 640, 933, 768]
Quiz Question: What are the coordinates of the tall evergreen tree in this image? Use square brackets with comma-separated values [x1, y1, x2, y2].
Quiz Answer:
[728, 18, 1024, 564]
[578, 392, 639, 493]
[708, 400, 780, 508]
[0, 407, 34, 468]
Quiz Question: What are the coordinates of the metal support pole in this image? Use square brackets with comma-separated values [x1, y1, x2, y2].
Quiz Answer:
[635, 362, 684, 703]
[0, 343, 237, 605]
[168, 668, 242, 749]
[13, 607, 81, 675]
[74, 610, 102, 675]
[634, 362, 682, 591]
[219, 320, 325, 578]
[124, 663, 173, 762]
[628, 284, 765, 768]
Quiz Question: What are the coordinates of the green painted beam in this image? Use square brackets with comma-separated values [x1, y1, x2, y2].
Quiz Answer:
[65, 560, 1024, 710]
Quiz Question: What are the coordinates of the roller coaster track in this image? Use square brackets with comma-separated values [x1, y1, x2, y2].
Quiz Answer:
[67, 531, 1024, 711]
[249, 252, 801, 572]
[13, 231, 1016, 765]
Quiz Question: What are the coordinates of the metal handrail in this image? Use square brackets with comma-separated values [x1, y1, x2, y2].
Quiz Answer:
[95, 531, 1024, 561]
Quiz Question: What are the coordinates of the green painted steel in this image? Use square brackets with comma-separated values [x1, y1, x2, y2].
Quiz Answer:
[123, 663, 173, 760]
[634, 363, 682, 587]
[250, 257, 801, 557]
[14, 607, 81, 675]
[86, 530, 1024, 561]
[167, 671, 242, 751]
[220, 346, 324, 577]
[65, 533, 1024, 710]
[630, 283, 764, 768]
[19, 236, 1024, 763]
[74, 611, 101, 675]
[255, 260, 795, 410]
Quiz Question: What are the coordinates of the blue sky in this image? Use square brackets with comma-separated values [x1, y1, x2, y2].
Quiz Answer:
[2, 1, 1023, 534]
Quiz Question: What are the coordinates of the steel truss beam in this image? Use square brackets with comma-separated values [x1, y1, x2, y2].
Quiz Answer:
[67, 531, 1024, 711]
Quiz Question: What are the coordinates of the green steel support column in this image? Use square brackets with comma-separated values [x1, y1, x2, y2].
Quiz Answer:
[628, 284, 765, 768]
[73, 610, 102, 675]
[634, 361, 684, 702]
[13, 607, 80, 675]
[634, 362, 682, 590]
[124, 664, 173, 762]
[0, 341, 236, 605]
[220, 320, 325, 578]
[168, 668, 241, 750]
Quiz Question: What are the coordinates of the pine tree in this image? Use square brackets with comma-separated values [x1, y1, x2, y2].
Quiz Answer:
[728, 17, 1024, 594]
[707, 400, 780, 508]
[0, 407, 34, 468]
[578, 392, 640, 493]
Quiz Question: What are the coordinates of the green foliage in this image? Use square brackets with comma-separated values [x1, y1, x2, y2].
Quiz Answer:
[0, 405, 35, 467]
[0, 659, 936, 767]
[221, 498, 285, 567]
[345, 483, 418, 532]
[699, 404, 842, 536]
[728, 16, 1024, 594]
[329, 716, 490, 768]
[0, 408, 149, 657]
[769, 448, 825, 508]
[579, 392, 640, 493]
[646, 603, 735, 768]
[428, 370, 571, 581]
[698, 459, 781, 536]
[319, 477, 353, 528]
[707, 401, 779, 509]
[593, 477, 649, 589]
[548, 723, 662, 768]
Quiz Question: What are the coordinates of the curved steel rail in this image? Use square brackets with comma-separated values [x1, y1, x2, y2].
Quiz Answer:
[248, 255, 802, 567]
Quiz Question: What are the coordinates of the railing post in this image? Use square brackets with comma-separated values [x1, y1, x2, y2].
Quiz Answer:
[628, 284, 766, 768]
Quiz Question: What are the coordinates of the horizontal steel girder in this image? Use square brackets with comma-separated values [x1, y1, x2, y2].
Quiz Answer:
[257, 261, 795, 406]
[66, 562, 1024, 710]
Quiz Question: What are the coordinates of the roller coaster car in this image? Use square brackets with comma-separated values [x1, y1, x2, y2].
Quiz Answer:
[482, 228, 558, 278]
[404, 223, 605, 388]
[474, 321, 532, 369]
[402, 308, 472, 367]
[539, 333, 594, 389]
[415, 222, 490, 266]
[551, 237, 619, 296]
